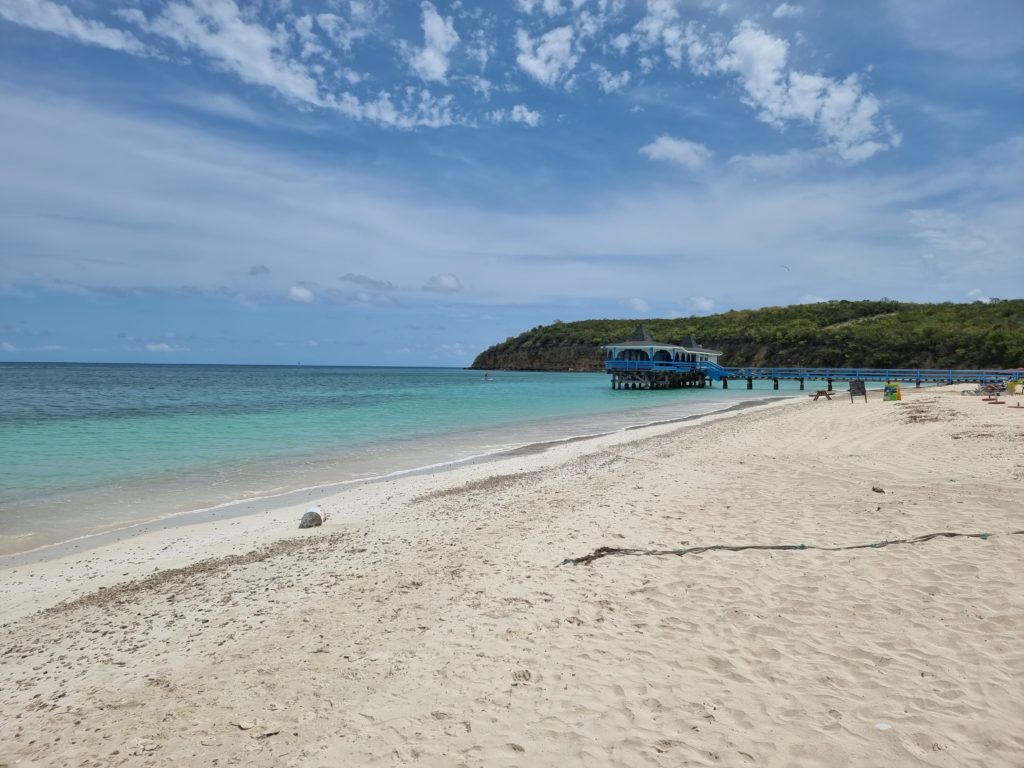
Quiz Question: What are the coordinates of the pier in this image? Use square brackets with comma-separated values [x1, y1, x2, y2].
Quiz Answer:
[606, 359, 1021, 390]
[604, 325, 1021, 391]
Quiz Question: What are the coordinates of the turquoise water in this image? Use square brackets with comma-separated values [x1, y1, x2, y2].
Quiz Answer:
[0, 364, 804, 556]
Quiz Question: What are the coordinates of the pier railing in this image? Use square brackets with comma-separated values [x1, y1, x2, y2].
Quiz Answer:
[604, 359, 1020, 384]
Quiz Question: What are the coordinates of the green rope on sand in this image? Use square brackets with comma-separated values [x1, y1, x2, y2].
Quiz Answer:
[560, 530, 1024, 566]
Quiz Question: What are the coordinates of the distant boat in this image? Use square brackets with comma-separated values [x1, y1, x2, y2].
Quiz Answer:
[482, 371, 493, 381]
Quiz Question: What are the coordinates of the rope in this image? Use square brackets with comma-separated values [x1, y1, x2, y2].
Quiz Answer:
[559, 530, 1024, 566]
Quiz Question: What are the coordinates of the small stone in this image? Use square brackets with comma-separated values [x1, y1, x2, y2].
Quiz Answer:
[233, 720, 255, 731]
[872, 486, 885, 494]
[298, 510, 323, 529]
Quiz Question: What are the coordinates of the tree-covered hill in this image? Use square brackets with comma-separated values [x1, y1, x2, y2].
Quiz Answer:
[470, 300, 1024, 371]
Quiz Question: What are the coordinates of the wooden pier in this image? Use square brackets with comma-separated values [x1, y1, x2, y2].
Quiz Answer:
[605, 360, 1022, 390]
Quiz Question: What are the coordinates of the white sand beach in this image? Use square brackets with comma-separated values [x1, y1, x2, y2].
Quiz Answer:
[1, 387, 1022, 767]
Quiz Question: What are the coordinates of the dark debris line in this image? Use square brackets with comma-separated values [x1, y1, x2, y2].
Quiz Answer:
[559, 530, 1024, 566]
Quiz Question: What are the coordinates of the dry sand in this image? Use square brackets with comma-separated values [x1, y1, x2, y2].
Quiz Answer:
[1, 387, 1022, 767]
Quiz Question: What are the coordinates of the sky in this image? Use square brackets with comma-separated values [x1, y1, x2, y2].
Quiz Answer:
[0, 0, 1022, 365]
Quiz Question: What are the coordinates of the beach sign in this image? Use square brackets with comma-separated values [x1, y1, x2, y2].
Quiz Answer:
[883, 381, 902, 401]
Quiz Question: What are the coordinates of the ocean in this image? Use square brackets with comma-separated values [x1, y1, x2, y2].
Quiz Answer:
[0, 363, 806, 557]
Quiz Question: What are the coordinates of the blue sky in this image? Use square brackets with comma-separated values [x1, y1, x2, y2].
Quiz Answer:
[1, 0, 1022, 365]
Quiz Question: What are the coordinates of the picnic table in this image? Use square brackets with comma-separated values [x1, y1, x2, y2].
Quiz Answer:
[810, 389, 832, 401]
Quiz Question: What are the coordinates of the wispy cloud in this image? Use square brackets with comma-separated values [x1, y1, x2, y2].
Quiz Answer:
[624, 297, 651, 313]
[341, 273, 393, 291]
[0, 0, 146, 53]
[490, 104, 542, 127]
[2, 92, 1020, 312]
[640, 135, 712, 170]
[772, 4, 804, 19]
[423, 273, 464, 293]
[138, 342, 188, 353]
[288, 285, 315, 303]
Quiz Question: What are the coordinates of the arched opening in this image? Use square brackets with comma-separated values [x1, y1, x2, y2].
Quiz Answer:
[653, 350, 672, 362]
[616, 349, 651, 361]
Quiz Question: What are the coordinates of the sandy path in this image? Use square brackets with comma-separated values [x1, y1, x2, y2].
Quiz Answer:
[1, 389, 1022, 767]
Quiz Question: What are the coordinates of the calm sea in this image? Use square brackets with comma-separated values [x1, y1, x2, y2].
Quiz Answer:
[0, 364, 803, 556]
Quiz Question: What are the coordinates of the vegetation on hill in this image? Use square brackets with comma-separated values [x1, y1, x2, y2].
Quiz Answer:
[470, 300, 1024, 371]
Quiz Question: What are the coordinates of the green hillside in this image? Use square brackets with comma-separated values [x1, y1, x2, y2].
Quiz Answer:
[470, 300, 1024, 371]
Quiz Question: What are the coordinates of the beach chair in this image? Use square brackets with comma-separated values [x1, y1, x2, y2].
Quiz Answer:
[961, 382, 1005, 396]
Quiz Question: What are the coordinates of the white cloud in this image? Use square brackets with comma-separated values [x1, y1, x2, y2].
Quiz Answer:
[488, 104, 542, 128]
[727, 148, 820, 174]
[341, 273, 392, 290]
[510, 104, 542, 126]
[130, 1, 451, 129]
[772, 3, 804, 19]
[691, 296, 714, 312]
[293, 14, 326, 60]
[36, 344, 68, 351]
[406, 2, 460, 83]
[633, 0, 717, 73]
[342, 89, 459, 129]
[640, 135, 712, 170]
[517, 0, 566, 16]
[625, 297, 651, 313]
[0, 341, 17, 352]
[0, 0, 146, 53]
[966, 288, 991, 303]
[141, 342, 188, 353]
[465, 28, 495, 71]
[516, 25, 578, 86]
[315, 5, 379, 53]
[717, 22, 898, 162]
[593, 64, 631, 93]
[423, 273, 463, 293]
[437, 342, 467, 359]
[143, 0, 324, 107]
[288, 285, 315, 303]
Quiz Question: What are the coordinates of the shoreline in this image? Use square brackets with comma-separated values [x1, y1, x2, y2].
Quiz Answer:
[0, 397, 800, 625]
[0, 393, 790, 567]
[2, 386, 1021, 767]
